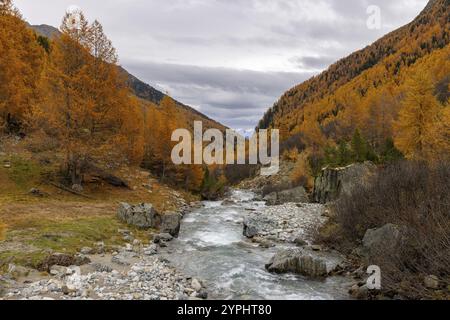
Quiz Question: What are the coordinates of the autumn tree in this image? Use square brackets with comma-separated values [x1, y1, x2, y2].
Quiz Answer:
[394, 71, 449, 162]
[35, 11, 144, 185]
[0, 2, 44, 133]
[0, 0, 20, 17]
[149, 96, 179, 182]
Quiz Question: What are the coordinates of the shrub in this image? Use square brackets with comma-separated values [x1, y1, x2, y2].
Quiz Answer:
[291, 152, 315, 191]
[322, 161, 450, 297]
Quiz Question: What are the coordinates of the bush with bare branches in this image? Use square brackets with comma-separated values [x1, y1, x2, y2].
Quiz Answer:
[321, 161, 450, 298]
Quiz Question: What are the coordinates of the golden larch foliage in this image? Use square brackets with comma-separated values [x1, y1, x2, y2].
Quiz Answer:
[394, 71, 450, 162]
[0, 7, 44, 132]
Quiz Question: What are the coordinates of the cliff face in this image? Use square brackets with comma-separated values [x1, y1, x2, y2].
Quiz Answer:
[313, 163, 377, 204]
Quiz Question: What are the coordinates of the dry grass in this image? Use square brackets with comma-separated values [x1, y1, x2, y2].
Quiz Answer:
[0, 136, 198, 270]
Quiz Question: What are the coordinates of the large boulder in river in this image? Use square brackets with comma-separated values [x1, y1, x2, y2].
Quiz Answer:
[160, 213, 182, 237]
[243, 217, 260, 238]
[265, 248, 344, 278]
[313, 162, 376, 204]
[117, 203, 161, 229]
[264, 186, 309, 205]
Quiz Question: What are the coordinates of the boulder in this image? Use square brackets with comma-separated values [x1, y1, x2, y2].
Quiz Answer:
[38, 253, 91, 272]
[313, 162, 376, 203]
[191, 278, 202, 292]
[7, 264, 31, 278]
[265, 248, 344, 278]
[153, 233, 174, 243]
[143, 244, 158, 256]
[50, 265, 68, 276]
[277, 187, 309, 204]
[221, 199, 236, 206]
[117, 203, 161, 229]
[362, 224, 407, 259]
[349, 284, 369, 300]
[80, 247, 93, 255]
[71, 184, 84, 193]
[264, 187, 309, 205]
[294, 237, 308, 247]
[263, 192, 278, 206]
[161, 213, 182, 237]
[111, 251, 136, 266]
[243, 217, 260, 238]
[424, 275, 440, 289]
[28, 188, 47, 197]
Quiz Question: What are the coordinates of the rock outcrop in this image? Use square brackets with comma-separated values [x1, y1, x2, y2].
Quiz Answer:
[160, 213, 182, 237]
[265, 248, 344, 278]
[117, 203, 161, 229]
[313, 162, 376, 204]
[264, 186, 309, 205]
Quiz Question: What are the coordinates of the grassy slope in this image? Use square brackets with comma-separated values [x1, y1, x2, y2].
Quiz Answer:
[0, 137, 197, 270]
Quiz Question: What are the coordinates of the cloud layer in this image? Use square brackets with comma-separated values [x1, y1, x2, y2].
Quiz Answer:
[16, 0, 428, 130]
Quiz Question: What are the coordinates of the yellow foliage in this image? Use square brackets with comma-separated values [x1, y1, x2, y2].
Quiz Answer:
[34, 15, 145, 183]
[291, 151, 314, 191]
[394, 71, 450, 162]
[282, 147, 299, 161]
[0, 10, 44, 132]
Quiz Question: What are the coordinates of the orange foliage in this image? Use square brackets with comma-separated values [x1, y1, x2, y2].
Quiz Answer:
[394, 71, 450, 162]
[0, 6, 44, 132]
[259, 1, 449, 162]
[35, 13, 145, 183]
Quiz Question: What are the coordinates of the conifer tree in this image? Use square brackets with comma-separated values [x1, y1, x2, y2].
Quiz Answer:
[394, 71, 448, 161]
[35, 11, 144, 184]
[0, 2, 44, 132]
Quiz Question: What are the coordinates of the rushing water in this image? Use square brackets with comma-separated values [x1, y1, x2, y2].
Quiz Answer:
[162, 189, 352, 300]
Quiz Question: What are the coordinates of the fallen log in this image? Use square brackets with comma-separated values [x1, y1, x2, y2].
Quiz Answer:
[85, 164, 130, 189]
[49, 182, 95, 199]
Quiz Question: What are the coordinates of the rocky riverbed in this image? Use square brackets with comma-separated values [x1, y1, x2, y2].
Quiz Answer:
[1, 244, 207, 300]
[1, 189, 354, 300]
[243, 203, 328, 244]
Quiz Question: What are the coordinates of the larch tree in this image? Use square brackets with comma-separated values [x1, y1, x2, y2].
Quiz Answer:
[0, 0, 20, 17]
[35, 11, 144, 185]
[0, 2, 44, 133]
[394, 71, 448, 162]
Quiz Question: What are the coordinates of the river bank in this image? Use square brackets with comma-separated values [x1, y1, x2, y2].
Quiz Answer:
[1, 189, 355, 300]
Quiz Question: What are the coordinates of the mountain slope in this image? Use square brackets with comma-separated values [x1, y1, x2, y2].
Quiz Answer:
[258, 0, 449, 138]
[29, 24, 226, 132]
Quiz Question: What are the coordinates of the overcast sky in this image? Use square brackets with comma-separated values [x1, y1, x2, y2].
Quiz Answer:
[15, 0, 428, 132]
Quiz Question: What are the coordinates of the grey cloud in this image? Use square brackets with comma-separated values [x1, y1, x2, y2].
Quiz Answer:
[15, 0, 428, 130]
[124, 60, 313, 129]
[289, 55, 336, 70]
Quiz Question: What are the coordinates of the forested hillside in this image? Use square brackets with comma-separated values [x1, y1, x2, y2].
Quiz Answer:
[258, 0, 449, 174]
[0, 1, 227, 195]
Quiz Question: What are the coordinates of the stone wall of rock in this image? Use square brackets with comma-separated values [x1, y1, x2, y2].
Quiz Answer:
[313, 162, 377, 204]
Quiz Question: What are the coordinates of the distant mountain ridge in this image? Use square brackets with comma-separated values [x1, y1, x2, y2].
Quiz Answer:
[29, 24, 226, 131]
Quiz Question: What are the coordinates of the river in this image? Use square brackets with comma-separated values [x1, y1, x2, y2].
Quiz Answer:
[162, 189, 352, 300]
